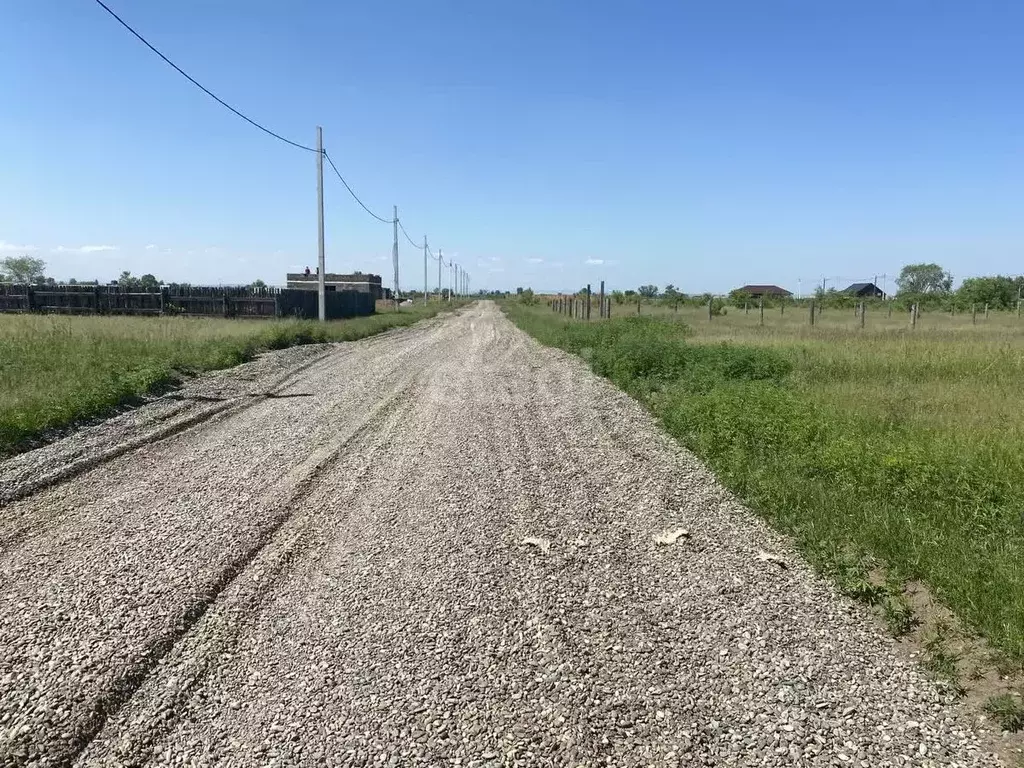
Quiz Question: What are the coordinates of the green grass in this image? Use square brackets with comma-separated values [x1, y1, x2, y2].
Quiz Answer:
[505, 301, 1024, 663]
[984, 694, 1024, 732]
[0, 302, 459, 454]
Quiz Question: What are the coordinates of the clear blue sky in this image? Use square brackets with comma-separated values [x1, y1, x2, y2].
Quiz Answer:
[2, 1, 1023, 294]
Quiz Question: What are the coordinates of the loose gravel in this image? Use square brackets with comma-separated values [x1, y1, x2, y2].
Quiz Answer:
[0, 302, 1003, 767]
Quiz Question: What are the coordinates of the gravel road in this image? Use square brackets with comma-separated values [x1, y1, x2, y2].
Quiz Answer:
[0, 302, 1003, 767]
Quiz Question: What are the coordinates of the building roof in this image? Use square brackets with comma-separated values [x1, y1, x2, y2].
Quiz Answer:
[844, 282, 880, 293]
[735, 284, 792, 295]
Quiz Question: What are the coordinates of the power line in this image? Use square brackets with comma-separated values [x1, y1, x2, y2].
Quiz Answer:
[92, 0, 317, 153]
[398, 220, 421, 249]
[322, 151, 395, 224]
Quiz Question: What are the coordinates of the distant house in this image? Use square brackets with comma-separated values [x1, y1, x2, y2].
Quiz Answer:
[843, 282, 886, 299]
[734, 284, 793, 299]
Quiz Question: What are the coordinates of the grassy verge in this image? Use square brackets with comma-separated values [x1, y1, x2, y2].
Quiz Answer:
[0, 302, 461, 454]
[504, 302, 1024, 665]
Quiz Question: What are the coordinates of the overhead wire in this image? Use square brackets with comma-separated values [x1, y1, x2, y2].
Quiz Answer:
[398, 220, 422, 249]
[92, 0, 317, 153]
[322, 151, 396, 224]
[94, 0, 470, 285]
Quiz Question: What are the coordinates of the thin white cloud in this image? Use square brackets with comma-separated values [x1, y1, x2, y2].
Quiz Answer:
[489, 256, 501, 263]
[585, 258, 604, 265]
[488, 267, 504, 273]
[527, 257, 543, 264]
[55, 244, 118, 254]
[145, 244, 157, 250]
[0, 240, 37, 253]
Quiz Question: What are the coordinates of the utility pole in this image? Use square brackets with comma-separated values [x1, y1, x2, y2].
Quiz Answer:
[392, 205, 399, 310]
[438, 249, 443, 301]
[423, 236, 428, 306]
[316, 126, 326, 322]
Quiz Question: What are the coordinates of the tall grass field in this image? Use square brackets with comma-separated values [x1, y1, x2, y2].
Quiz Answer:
[505, 301, 1024, 666]
[0, 303, 456, 454]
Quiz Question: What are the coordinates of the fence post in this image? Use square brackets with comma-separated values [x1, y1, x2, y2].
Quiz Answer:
[972, 303, 977, 325]
[586, 284, 592, 321]
[887, 302, 892, 318]
[26, 286, 35, 313]
[809, 299, 815, 326]
[780, 302, 785, 316]
[159, 287, 167, 315]
[599, 280, 605, 319]
[911, 303, 918, 329]
[744, 302, 748, 315]
[1018, 299, 1022, 318]
[708, 298, 713, 322]
[637, 297, 641, 315]
[860, 301, 865, 329]
[759, 296, 764, 326]
[607, 298, 612, 319]
[984, 302, 989, 320]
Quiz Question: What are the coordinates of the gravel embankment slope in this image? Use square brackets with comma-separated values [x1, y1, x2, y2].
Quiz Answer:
[0, 302, 1002, 767]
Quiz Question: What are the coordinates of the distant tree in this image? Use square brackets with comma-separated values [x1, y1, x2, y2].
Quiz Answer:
[516, 286, 524, 295]
[897, 263, 953, 295]
[68, 278, 78, 285]
[624, 289, 637, 297]
[519, 288, 537, 305]
[957, 275, 1024, 311]
[611, 290, 625, 304]
[251, 279, 268, 289]
[139, 273, 160, 289]
[663, 284, 680, 299]
[1, 255, 46, 284]
[728, 289, 752, 308]
[638, 284, 659, 298]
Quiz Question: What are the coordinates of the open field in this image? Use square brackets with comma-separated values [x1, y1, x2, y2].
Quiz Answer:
[0, 302, 463, 455]
[0, 302, 1006, 764]
[507, 301, 1024, 670]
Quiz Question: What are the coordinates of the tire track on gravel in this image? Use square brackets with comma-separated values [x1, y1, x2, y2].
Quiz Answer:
[0, 312, 463, 767]
[71, 371, 425, 768]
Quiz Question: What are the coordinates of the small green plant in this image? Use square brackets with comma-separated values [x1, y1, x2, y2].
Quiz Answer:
[922, 630, 964, 697]
[983, 694, 1024, 732]
[882, 595, 918, 637]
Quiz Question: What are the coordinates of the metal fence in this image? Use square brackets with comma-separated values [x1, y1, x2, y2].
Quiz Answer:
[0, 284, 375, 320]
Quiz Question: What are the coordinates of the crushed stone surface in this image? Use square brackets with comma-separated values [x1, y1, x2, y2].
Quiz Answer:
[0, 302, 1003, 766]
